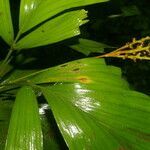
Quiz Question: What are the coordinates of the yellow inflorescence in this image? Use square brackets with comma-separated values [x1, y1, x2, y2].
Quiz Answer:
[98, 36, 150, 61]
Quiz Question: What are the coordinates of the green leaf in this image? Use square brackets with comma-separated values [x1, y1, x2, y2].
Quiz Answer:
[19, 0, 109, 33]
[4, 58, 129, 90]
[70, 38, 112, 55]
[39, 58, 150, 150]
[0, 61, 13, 78]
[3, 69, 37, 84]
[15, 10, 88, 50]
[0, 0, 14, 45]
[122, 5, 141, 17]
[5, 86, 43, 150]
[42, 84, 150, 150]
[0, 100, 13, 150]
[2, 58, 150, 149]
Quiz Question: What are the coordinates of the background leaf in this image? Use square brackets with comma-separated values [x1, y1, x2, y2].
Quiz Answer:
[70, 38, 112, 55]
[0, 0, 14, 45]
[5, 86, 43, 150]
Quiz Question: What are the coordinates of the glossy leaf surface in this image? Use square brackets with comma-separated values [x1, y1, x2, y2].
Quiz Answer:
[19, 0, 109, 33]
[40, 58, 150, 150]
[70, 38, 112, 55]
[0, 0, 14, 45]
[5, 86, 43, 150]
[15, 10, 88, 50]
[43, 83, 150, 150]
[4, 58, 129, 90]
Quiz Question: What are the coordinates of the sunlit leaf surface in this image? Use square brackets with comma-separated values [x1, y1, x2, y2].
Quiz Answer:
[19, 0, 109, 33]
[15, 10, 88, 49]
[0, 0, 14, 45]
[5, 86, 43, 150]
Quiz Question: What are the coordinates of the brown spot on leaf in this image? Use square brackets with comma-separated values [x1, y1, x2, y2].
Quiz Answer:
[77, 76, 91, 83]
[118, 147, 126, 150]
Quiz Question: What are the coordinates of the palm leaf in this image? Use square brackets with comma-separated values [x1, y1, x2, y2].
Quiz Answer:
[15, 10, 88, 50]
[0, 100, 13, 150]
[2, 58, 150, 149]
[5, 86, 43, 150]
[0, 0, 14, 45]
[19, 0, 109, 33]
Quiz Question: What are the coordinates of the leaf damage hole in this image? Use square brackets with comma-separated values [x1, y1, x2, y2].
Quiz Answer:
[60, 64, 68, 68]
[72, 68, 80, 72]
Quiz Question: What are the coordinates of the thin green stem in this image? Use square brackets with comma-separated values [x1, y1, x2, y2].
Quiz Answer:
[0, 31, 21, 78]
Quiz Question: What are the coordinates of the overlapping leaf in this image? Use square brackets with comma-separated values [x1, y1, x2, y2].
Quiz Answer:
[15, 10, 88, 49]
[5, 86, 43, 150]
[19, 0, 109, 33]
[0, 0, 14, 45]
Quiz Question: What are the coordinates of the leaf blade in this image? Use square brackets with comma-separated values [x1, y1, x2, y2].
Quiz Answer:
[5, 86, 43, 150]
[0, 0, 14, 45]
[15, 10, 88, 50]
[19, 0, 109, 33]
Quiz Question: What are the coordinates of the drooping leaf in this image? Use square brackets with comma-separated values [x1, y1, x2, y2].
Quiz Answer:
[0, 0, 14, 45]
[5, 86, 43, 150]
[19, 0, 109, 33]
[70, 38, 112, 55]
[15, 10, 88, 50]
